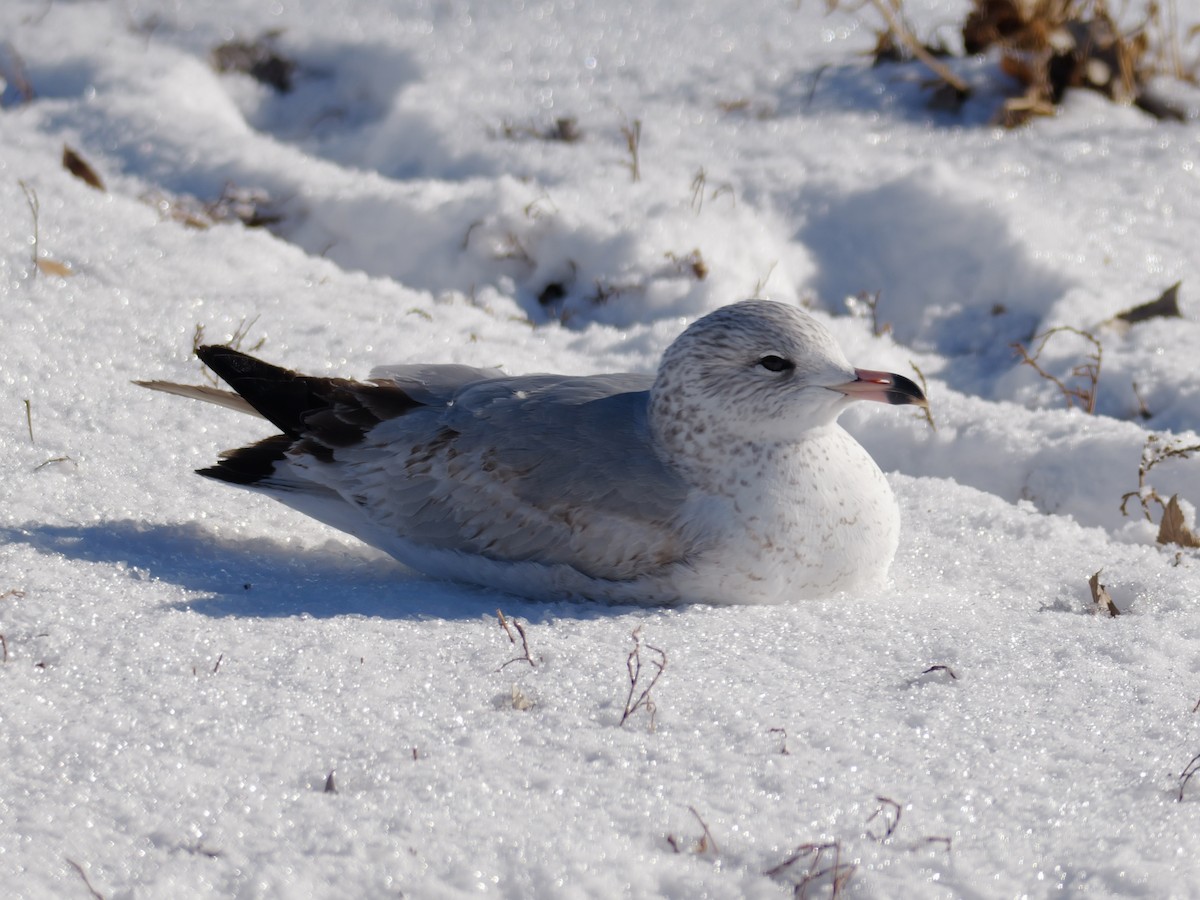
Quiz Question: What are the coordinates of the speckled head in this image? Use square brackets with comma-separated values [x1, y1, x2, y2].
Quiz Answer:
[649, 300, 868, 447]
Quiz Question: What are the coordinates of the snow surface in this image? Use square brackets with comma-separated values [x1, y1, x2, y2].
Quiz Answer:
[4, 0, 1200, 896]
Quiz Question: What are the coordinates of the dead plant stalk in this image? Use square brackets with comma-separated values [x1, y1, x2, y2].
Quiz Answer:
[496, 609, 537, 670]
[619, 626, 666, 730]
[1013, 326, 1103, 413]
[621, 119, 642, 182]
[1180, 752, 1200, 801]
[867, 796, 902, 841]
[1119, 435, 1200, 520]
[765, 841, 857, 898]
[862, 0, 969, 95]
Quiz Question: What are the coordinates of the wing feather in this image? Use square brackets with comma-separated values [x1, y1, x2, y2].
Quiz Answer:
[134, 380, 260, 417]
[302, 372, 693, 580]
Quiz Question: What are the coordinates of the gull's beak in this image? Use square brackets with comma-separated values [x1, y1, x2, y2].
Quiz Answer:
[830, 368, 929, 408]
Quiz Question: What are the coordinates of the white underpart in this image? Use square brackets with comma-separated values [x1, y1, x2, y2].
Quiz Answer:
[666, 428, 900, 604]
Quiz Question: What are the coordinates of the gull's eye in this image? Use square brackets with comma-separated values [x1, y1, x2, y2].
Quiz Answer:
[757, 355, 794, 373]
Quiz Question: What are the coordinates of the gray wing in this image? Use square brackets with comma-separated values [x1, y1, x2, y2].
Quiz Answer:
[367, 363, 506, 404]
[165, 346, 696, 581]
[300, 371, 695, 580]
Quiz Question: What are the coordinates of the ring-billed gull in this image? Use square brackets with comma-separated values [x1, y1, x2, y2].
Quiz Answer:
[139, 300, 927, 604]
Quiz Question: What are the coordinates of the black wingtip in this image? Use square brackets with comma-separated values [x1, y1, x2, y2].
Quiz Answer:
[194, 345, 318, 436]
[197, 434, 292, 485]
[195, 344, 288, 381]
[192, 346, 425, 481]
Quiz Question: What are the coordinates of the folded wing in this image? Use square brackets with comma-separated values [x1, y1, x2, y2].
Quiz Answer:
[146, 346, 694, 581]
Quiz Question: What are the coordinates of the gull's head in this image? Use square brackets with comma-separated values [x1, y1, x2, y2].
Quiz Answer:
[650, 300, 927, 445]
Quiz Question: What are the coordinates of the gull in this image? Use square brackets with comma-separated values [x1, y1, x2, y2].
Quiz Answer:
[138, 300, 927, 605]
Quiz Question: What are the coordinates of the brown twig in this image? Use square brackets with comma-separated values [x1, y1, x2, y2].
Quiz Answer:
[461, 219, 483, 251]
[909, 363, 936, 431]
[497, 608, 516, 642]
[863, 0, 969, 96]
[668, 806, 720, 855]
[619, 626, 666, 731]
[1012, 326, 1103, 414]
[866, 796, 902, 841]
[688, 169, 734, 214]
[621, 118, 642, 182]
[690, 168, 707, 213]
[919, 835, 953, 856]
[66, 858, 105, 900]
[765, 841, 856, 898]
[228, 315, 265, 352]
[1119, 434, 1200, 521]
[496, 609, 537, 670]
[688, 806, 719, 855]
[1132, 380, 1153, 420]
[32, 456, 74, 472]
[1180, 752, 1200, 801]
[921, 664, 958, 680]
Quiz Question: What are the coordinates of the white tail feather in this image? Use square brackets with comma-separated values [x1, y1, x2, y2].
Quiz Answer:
[134, 380, 262, 417]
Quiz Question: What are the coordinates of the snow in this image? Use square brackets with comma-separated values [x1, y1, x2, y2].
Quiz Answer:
[3, 0, 1200, 895]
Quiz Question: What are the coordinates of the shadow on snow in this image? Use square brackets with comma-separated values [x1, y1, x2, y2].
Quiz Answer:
[2, 520, 634, 623]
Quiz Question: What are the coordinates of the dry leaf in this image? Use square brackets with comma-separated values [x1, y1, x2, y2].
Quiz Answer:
[62, 145, 105, 191]
[1088, 570, 1120, 617]
[1134, 92, 1187, 123]
[1158, 495, 1200, 549]
[1115, 282, 1182, 326]
[36, 259, 73, 277]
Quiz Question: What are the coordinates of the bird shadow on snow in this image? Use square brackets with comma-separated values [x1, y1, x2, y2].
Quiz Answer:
[1, 520, 624, 623]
